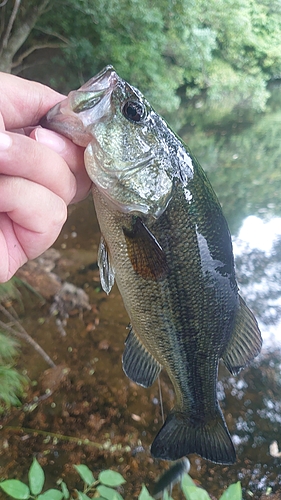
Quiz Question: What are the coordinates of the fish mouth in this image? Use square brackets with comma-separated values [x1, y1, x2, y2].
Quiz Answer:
[40, 65, 118, 147]
[79, 65, 118, 92]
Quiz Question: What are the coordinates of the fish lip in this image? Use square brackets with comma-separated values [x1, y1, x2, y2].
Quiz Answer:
[39, 102, 62, 128]
[39, 101, 94, 147]
[79, 65, 118, 93]
[40, 66, 119, 146]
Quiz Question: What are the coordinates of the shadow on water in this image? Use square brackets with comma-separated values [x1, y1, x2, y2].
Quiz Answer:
[1, 95, 281, 498]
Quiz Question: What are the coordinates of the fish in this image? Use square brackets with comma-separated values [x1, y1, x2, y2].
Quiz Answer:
[41, 65, 262, 464]
[153, 457, 190, 499]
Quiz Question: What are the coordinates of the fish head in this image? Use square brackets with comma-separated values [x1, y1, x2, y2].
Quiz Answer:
[41, 65, 117, 147]
[42, 66, 177, 217]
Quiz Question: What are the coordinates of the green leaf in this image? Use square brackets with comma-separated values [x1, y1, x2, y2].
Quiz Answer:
[163, 490, 174, 500]
[98, 470, 126, 487]
[76, 492, 92, 500]
[38, 489, 63, 500]
[181, 474, 195, 489]
[74, 465, 95, 486]
[97, 485, 124, 500]
[181, 485, 210, 500]
[29, 458, 45, 495]
[60, 481, 70, 499]
[138, 484, 155, 500]
[0, 479, 30, 499]
[219, 482, 242, 500]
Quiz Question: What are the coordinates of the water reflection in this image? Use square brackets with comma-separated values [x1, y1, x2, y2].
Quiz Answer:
[201, 97, 281, 495]
[184, 88, 281, 351]
[183, 87, 281, 235]
[234, 216, 281, 348]
[236, 216, 281, 254]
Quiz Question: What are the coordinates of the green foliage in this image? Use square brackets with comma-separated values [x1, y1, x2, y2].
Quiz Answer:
[0, 279, 22, 304]
[98, 470, 126, 487]
[37, 490, 63, 500]
[180, 475, 242, 500]
[29, 459, 45, 496]
[3, 0, 280, 123]
[41, 0, 279, 114]
[0, 280, 26, 413]
[181, 474, 211, 500]
[0, 332, 19, 364]
[0, 459, 63, 500]
[74, 464, 126, 499]
[220, 481, 242, 500]
[0, 459, 242, 499]
[0, 276, 50, 414]
[97, 484, 124, 499]
[138, 485, 154, 500]
[59, 482, 69, 500]
[182, 486, 210, 500]
[74, 465, 95, 486]
[0, 332, 26, 413]
[0, 480, 30, 500]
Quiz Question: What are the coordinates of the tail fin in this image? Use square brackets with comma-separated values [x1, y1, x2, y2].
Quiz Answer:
[150, 408, 236, 465]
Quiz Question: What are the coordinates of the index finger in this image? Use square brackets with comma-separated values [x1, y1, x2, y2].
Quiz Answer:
[0, 72, 65, 130]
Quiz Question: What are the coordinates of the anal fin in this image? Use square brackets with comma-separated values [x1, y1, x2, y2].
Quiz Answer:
[222, 294, 262, 375]
[122, 326, 162, 387]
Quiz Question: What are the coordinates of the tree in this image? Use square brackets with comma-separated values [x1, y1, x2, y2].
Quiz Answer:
[0, 0, 63, 73]
[1, 0, 281, 117]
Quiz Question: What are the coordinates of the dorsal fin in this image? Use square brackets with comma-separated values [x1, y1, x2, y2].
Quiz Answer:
[222, 295, 262, 375]
[123, 217, 169, 281]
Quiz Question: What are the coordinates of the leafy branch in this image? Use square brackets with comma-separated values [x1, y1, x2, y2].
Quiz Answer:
[0, 0, 52, 72]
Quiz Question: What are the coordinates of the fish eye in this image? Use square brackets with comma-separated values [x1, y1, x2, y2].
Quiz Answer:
[122, 100, 146, 123]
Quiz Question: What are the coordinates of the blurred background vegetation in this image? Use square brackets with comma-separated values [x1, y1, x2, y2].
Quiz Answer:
[1, 0, 281, 233]
[1, 0, 281, 117]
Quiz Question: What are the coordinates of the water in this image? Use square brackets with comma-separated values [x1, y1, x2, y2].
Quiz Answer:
[0, 92, 281, 499]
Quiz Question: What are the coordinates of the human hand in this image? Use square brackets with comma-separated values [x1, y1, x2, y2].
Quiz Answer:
[0, 72, 92, 282]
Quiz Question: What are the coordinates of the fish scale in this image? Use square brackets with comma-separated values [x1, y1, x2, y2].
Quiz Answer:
[42, 65, 262, 464]
[93, 180, 232, 426]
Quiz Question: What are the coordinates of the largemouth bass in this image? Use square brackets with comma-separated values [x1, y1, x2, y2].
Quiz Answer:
[42, 66, 262, 464]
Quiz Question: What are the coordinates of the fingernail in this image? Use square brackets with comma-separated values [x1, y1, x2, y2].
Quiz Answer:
[35, 127, 66, 154]
[0, 132, 12, 151]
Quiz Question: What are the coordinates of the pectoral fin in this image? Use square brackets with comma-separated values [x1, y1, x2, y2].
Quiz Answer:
[222, 295, 262, 375]
[123, 217, 169, 281]
[97, 235, 115, 294]
[122, 326, 162, 387]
